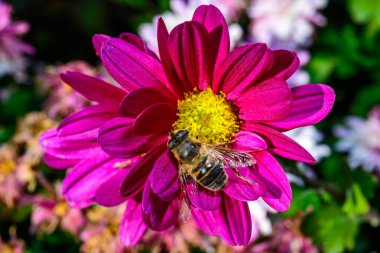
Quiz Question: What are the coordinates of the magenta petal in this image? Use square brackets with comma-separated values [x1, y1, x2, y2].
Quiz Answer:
[62, 150, 123, 208]
[119, 199, 147, 247]
[223, 167, 265, 202]
[168, 21, 212, 91]
[133, 103, 177, 135]
[230, 131, 267, 152]
[253, 151, 292, 212]
[119, 32, 158, 60]
[60, 71, 126, 107]
[98, 117, 166, 159]
[191, 207, 217, 235]
[213, 43, 273, 96]
[214, 194, 252, 246]
[150, 150, 179, 202]
[101, 38, 168, 92]
[92, 34, 110, 56]
[95, 167, 130, 207]
[120, 144, 166, 197]
[58, 105, 117, 137]
[43, 153, 78, 169]
[119, 87, 175, 118]
[235, 78, 292, 121]
[142, 181, 178, 231]
[40, 128, 98, 160]
[187, 186, 221, 211]
[259, 50, 299, 82]
[157, 18, 183, 97]
[243, 122, 316, 164]
[264, 84, 336, 131]
[192, 5, 229, 69]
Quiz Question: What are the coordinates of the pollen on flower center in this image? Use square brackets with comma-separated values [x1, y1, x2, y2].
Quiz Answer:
[173, 87, 240, 144]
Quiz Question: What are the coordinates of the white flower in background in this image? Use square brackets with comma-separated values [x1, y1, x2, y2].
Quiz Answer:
[334, 107, 380, 173]
[139, 0, 245, 53]
[0, 2, 34, 81]
[285, 126, 329, 186]
[248, 199, 274, 240]
[286, 126, 331, 162]
[248, 0, 328, 46]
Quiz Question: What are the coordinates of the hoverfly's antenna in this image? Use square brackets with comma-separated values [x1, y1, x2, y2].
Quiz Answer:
[230, 166, 258, 186]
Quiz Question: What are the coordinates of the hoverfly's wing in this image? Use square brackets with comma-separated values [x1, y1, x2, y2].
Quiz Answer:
[178, 164, 195, 222]
[208, 145, 256, 169]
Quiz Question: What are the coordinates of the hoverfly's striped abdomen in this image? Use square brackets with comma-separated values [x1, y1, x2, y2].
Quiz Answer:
[191, 155, 227, 191]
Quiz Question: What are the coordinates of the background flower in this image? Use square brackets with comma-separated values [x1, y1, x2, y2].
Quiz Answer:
[0, 2, 34, 81]
[334, 106, 380, 174]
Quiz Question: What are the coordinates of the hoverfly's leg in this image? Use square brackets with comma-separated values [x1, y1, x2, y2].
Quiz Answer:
[230, 166, 258, 185]
[213, 137, 240, 148]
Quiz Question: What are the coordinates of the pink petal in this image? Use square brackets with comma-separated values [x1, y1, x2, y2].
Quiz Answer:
[253, 151, 292, 212]
[243, 122, 316, 164]
[192, 5, 229, 70]
[150, 150, 179, 202]
[60, 71, 126, 107]
[191, 207, 217, 235]
[187, 185, 221, 211]
[133, 103, 177, 135]
[119, 32, 159, 60]
[223, 167, 265, 202]
[43, 153, 78, 169]
[214, 194, 252, 246]
[168, 21, 212, 91]
[40, 128, 98, 160]
[120, 144, 166, 197]
[119, 87, 175, 118]
[58, 105, 117, 137]
[230, 131, 267, 152]
[98, 117, 166, 159]
[119, 199, 148, 247]
[258, 50, 299, 82]
[101, 38, 169, 92]
[157, 18, 184, 97]
[235, 78, 292, 121]
[264, 84, 336, 131]
[92, 34, 110, 56]
[142, 181, 178, 231]
[62, 150, 123, 208]
[95, 166, 132, 207]
[212, 43, 273, 96]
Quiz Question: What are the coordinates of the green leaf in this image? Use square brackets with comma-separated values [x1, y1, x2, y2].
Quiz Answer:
[342, 183, 370, 216]
[352, 83, 380, 116]
[352, 169, 377, 199]
[283, 187, 320, 218]
[112, 0, 149, 8]
[348, 0, 380, 35]
[303, 204, 359, 253]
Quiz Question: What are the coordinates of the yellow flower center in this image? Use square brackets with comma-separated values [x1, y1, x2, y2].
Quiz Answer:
[173, 87, 240, 144]
[53, 201, 69, 217]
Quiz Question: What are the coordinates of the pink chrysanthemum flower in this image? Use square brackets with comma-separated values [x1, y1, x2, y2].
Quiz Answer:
[40, 5, 334, 246]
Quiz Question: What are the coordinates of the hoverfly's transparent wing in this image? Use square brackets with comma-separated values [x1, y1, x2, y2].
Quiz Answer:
[207, 145, 257, 185]
[178, 164, 194, 223]
[208, 145, 256, 169]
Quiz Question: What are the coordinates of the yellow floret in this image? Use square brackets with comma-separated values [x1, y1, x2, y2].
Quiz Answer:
[173, 87, 240, 144]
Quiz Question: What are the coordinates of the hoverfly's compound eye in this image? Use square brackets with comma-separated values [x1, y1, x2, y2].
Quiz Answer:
[168, 130, 189, 150]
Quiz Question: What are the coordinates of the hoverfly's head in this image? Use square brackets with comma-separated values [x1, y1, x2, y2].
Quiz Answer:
[168, 130, 189, 150]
